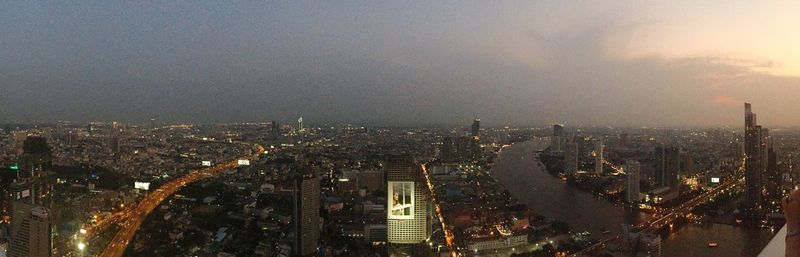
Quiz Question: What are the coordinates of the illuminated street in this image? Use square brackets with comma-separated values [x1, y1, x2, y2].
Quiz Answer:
[4, 2, 800, 257]
[421, 164, 461, 257]
[96, 143, 264, 257]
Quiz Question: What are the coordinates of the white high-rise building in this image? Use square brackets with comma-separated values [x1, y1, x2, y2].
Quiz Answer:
[297, 117, 304, 132]
[386, 157, 431, 245]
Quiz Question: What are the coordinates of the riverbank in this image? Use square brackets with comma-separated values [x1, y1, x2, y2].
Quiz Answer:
[489, 139, 774, 257]
[489, 139, 642, 237]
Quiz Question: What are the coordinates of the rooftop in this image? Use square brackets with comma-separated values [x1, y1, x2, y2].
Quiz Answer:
[759, 225, 785, 257]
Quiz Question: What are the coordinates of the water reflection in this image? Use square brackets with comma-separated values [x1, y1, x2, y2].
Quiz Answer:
[490, 139, 774, 257]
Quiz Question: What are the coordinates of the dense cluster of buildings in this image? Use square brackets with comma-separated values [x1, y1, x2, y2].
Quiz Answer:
[0, 104, 797, 257]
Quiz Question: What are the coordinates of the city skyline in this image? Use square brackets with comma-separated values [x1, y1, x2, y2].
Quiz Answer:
[5, 2, 800, 257]
[0, 103, 794, 257]
[2, 2, 800, 126]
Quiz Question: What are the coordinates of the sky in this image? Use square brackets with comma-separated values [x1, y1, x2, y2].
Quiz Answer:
[1, 1, 800, 127]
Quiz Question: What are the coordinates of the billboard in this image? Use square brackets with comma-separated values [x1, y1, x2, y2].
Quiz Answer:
[134, 182, 151, 190]
[20, 189, 30, 199]
[237, 160, 250, 166]
[711, 177, 720, 183]
[388, 181, 414, 220]
[202, 161, 212, 167]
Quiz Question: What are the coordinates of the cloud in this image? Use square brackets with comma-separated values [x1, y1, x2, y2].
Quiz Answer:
[712, 95, 739, 107]
[1, 1, 800, 127]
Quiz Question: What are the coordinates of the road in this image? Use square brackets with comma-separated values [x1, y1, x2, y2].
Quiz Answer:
[97, 143, 265, 257]
[421, 164, 462, 257]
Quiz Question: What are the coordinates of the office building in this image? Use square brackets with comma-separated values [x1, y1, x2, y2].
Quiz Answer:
[18, 137, 52, 175]
[358, 170, 385, 193]
[271, 120, 281, 137]
[440, 136, 478, 163]
[626, 160, 641, 203]
[386, 156, 431, 245]
[622, 226, 661, 257]
[654, 146, 680, 188]
[765, 148, 780, 209]
[744, 103, 764, 211]
[7, 202, 51, 257]
[365, 224, 388, 243]
[109, 136, 121, 155]
[6, 156, 54, 257]
[149, 118, 157, 131]
[6, 137, 54, 223]
[551, 124, 565, 153]
[471, 119, 480, 139]
[594, 139, 603, 174]
[0, 168, 15, 221]
[563, 138, 578, 174]
[293, 173, 320, 257]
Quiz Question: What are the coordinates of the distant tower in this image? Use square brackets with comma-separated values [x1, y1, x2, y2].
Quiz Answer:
[765, 147, 779, 209]
[293, 172, 320, 256]
[271, 120, 281, 137]
[744, 103, 763, 212]
[109, 136, 121, 155]
[19, 137, 53, 174]
[149, 118, 157, 131]
[626, 160, 641, 203]
[297, 117, 304, 132]
[594, 139, 604, 174]
[551, 124, 565, 153]
[563, 138, 579, 174]
[471, 119, 480, 139]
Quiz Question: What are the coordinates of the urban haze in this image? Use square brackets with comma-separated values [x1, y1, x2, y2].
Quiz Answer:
[1, 2, 800, 257]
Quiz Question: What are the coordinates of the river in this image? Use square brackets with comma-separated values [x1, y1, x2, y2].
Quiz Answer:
[489, 139, 774, 257]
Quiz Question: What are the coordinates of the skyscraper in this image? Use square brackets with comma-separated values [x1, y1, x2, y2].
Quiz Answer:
[7, 163, 54, 257]
[1, 139, 51, 249]
[7, 202, 51, 257]
[563, 138, 579, 174]
[744, 103, 763, 211]
[109, 136, 121, 155]
[551, 124, 565, 153]
[765, 147, 780, 210]
[440, 136, 478, 163]
[149, 118, 157, 131]
[19, 137, 52, 174]
[594, 139, 604, 174]
[271, 120, 281, 137]
[293, 172, 320, 257]
[654, 146, 680, 188]
[471, 119, 480, 139]
[386, 156, 431, 246]
[626, 160, 641, 203]
[297, 117, 304, 132]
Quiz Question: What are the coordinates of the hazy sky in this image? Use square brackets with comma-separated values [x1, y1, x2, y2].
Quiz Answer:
[2, 1, 800, 127]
